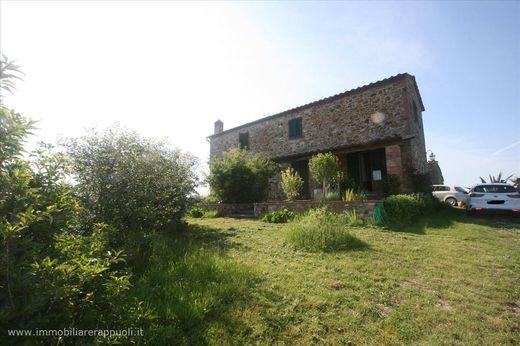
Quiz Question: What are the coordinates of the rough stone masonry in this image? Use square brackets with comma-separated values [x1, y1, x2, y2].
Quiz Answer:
[208, 73, 430, 200]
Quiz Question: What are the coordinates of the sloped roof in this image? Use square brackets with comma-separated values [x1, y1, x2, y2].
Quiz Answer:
[209, 73, 425, 138]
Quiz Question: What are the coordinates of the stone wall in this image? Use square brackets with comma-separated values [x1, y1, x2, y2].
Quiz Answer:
[253, 200, 380, 219]
[210, 74, 424, 161]
[199, 203, 254, 216]
[209, 73, 428, 197]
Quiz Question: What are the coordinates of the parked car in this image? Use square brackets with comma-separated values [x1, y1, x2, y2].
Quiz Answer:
[466, 183, 520, 215]
[432, 185, 468, 206]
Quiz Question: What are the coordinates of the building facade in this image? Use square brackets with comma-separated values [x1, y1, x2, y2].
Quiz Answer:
[208, 73, 428, 200]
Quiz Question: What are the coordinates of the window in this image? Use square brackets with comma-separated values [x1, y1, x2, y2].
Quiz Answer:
[473, 185, 516, 193]
[288, 117, 302, 139]
[239, 132, 249, 149]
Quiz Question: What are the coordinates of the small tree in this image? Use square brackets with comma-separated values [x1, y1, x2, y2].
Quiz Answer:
[281, 167, 304, 201]
[208, 148, 278, 203]
[309, 152, 340, 196]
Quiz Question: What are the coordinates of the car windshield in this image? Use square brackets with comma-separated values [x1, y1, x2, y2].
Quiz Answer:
[473, 185, 516, 193]
[455, 186, 468, 194]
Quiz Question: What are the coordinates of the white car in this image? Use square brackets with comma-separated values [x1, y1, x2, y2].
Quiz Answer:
[432, 185, 468, 206]
[466, 183, 520, 215]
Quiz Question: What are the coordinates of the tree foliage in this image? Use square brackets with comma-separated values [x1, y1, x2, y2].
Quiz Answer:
[0, 55, 24, 106]
[208, 148, 278, 203]
[64, 127, 198, 233]
[281, 167, 304, 201]
[0, 58, 149, 343]
[309, 152, 340, 195]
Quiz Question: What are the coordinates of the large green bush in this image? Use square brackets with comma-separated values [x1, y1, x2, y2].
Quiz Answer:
[383, 193, 443, 226]
[208, 148, 278, 203]
[0, 59, 147, 343]
[285, 208, 355, 252]
[65, 127, 198, 233]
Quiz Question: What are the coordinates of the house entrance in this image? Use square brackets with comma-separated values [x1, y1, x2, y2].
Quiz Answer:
[346, 148, 386, 193]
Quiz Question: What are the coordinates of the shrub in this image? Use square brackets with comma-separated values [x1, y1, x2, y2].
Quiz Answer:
[281, 167, 304, 201]
[187, 206, 204, 218]
[323, 191, 341, 201]
[285, 208, 354, 252]
[345, 209, 364, 226]
[261, 208, 295, 223]
[65, 127, 198, 234]
[344, 188, 368, 201]
[383, 174, 401, 196]
[411, 170, 432, 193]
[208, 148, 278, 203]
[203, 210, 220, 218]
[31, 225, 144, 340]
[383, 193, 442, 226]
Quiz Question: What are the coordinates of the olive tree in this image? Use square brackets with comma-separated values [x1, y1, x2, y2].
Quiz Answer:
[64, 126, 198, 233]
[309, 152, 340, 196]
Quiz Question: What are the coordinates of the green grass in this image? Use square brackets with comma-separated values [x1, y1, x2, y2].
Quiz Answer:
[129, 210, 520, 345]
[285, 208, 365, 252]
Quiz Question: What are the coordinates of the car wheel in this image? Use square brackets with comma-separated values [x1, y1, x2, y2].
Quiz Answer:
[445, 197, 457, 206]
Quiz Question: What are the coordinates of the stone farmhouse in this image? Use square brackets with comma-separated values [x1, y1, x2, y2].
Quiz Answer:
[208, 73, 429, 200]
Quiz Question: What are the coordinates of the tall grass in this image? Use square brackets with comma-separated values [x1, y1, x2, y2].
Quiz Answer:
[285, 208, 360, 252]
[130, 230, 253, 344]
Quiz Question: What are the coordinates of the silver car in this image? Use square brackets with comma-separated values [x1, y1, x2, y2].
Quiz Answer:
[466, 183, 520, 215]
[432, 185, 468, 206]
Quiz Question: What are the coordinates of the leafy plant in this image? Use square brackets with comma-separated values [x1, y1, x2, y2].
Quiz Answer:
[411, 170, 432, 193]
[323, 191, 341, 201]
[64, 127, 198, 234]
[0, 54, 24, 105]
[344, 188, 368, 201]
[383, 174, 401, 196]
[203, 210, 220, 218]
[285, 208, 357, 252]
[345, 208, 363, 226]
[208, 148, 279, 203]
[309, 152, 340, 196]
[187, 206, 204, 218]
[382, 193, 443, 226]
[479, 172, 514, 184]
[281, 167, 304, 201]
[261, 208, 295, 223]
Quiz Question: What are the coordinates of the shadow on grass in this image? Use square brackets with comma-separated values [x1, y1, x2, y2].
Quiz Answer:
[128, 223, 262, 344]
[342, 234, 371, 251]
[384, 207, 520, 234]
[187, 223, 252, 252]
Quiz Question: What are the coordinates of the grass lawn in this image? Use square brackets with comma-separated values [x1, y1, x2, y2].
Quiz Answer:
[131, 209, 520, 345]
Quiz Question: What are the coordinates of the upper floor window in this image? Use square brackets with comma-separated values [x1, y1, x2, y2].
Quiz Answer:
[239, 132, 249, 149]
[288, 117, 302, 139]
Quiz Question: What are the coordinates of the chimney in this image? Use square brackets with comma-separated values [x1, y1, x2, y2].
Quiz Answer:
[214, 119, 223, 134]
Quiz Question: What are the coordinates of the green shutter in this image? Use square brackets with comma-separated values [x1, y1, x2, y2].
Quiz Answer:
[289, 118, 302, 139]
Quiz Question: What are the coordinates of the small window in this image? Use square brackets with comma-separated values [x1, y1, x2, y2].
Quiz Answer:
[288, 117, 302, 139]
[239, 132, 249, 149]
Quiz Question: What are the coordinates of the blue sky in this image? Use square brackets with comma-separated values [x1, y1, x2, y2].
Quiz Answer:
[1, 1, 519, 190]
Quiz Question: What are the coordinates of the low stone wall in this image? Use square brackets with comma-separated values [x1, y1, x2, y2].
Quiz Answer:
[253, 200, 381, 219]
[199, 203, 254, 216]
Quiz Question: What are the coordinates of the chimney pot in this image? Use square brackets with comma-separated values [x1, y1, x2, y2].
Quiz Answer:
[214, 119, 223, 134]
